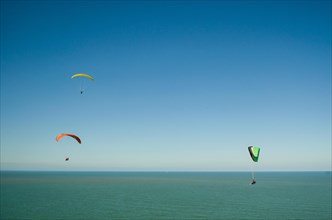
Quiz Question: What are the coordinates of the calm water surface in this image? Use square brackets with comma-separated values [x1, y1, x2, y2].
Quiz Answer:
[1, 171, 331, 220]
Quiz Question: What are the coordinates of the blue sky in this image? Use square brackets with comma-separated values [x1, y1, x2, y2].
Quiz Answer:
[1, 1, 331, 171]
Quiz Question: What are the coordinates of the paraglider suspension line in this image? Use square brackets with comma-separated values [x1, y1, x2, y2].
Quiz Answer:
[251, 162, 255, 180]
[80, 78, 84, 94]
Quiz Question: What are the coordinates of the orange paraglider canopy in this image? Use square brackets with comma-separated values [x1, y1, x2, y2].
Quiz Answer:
[56, 133, 81, 144]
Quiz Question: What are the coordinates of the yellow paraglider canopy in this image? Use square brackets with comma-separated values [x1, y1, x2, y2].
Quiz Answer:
[71, 73, 94, 80]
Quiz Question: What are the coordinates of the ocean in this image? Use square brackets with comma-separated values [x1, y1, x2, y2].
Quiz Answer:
[1, 171, 331, 220]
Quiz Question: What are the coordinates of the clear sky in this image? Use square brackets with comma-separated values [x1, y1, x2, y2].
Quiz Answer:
[1, 1, 331, 171]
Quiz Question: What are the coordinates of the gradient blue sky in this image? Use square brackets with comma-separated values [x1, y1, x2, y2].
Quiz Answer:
[1, 1, 331, 171]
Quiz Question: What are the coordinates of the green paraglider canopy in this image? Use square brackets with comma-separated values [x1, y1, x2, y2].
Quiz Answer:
[248, 146, 260, 162]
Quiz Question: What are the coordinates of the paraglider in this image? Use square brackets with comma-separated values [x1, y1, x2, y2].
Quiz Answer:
[71, 73, 94, 94]
[56, 133, 81, 161]
[248, 146, 260, 185]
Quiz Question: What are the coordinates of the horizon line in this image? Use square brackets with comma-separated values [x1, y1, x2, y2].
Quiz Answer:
[1, 169, 331, 173]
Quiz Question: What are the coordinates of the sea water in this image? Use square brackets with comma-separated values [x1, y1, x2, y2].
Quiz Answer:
[1, 171, 331, 220]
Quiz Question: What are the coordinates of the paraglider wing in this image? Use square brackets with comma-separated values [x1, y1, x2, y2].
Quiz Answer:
[71, 73, 94, 94]
[56, 134, 81, 144]
[71, 73, 94, 80]
[248, 146, 260, 162]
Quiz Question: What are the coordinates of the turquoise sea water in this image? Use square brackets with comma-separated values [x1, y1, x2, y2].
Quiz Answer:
[1, 171, 331, 220]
